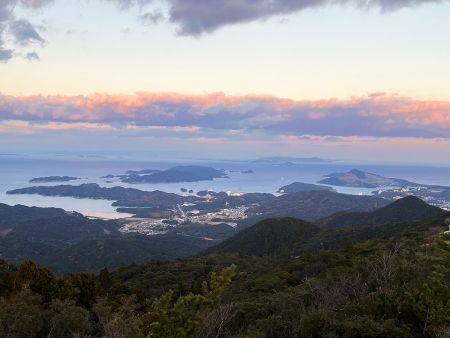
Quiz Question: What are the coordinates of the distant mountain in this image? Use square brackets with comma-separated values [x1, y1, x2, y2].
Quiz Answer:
[319, 196, 445, 228]
[277, 182, 334, 194]
[204, 218, 320, 257]
[250, 190, 389, 221]
[318, 169, 422, 188]
[120, 166, 229, 183]
[253, 156, 332, 164]
[30, 176, 79, 183]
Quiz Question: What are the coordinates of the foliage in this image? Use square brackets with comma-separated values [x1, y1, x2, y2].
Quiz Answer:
[147, 265, 236, 337]
[0, 214, 449, 337]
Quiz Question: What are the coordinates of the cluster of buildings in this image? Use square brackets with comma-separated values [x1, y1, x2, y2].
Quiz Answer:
[119, 204, 250, 235]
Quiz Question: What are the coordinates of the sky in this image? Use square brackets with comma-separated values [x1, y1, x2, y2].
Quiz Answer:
[0, 0, 449, 164]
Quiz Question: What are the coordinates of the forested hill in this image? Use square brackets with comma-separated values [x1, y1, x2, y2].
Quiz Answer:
[319, 195, 445, 228]
[0, 196, 445, 273]
[203, 218, 321, 257]
[0, 212, 449, 337]
[206, 205, 449, 257]
[251, 190, 389, 221]
[0, 203, 211, 273]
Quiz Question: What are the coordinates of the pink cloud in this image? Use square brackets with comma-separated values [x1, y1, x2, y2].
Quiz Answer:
[0, 92, 449, 138]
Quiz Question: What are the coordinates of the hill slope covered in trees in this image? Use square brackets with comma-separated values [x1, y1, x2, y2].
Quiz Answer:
[0, 210, 449, 337]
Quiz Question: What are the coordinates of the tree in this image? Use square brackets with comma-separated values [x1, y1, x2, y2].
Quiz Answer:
[93, 296, 145, 338]
[46, 299, 94, 338]
[147, 265, 236, 338]
[58, 273, 97, 309]
[99, 267, 112, 292]
[0, 289, 44, 338]
[13, 260, 39, 290]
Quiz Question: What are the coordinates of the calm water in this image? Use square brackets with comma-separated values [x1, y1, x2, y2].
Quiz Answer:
[0, 156, 449, 218]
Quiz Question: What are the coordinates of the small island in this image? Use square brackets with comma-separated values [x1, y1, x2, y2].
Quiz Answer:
[29, 176, 79, 183]
[277, 182, 334, 194]
[318, 169, 422, 189]
[119, 166, 229, 184]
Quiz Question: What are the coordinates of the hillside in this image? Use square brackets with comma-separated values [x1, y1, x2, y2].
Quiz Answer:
[204, 218, 320, 257]
[0, 203, 69, 230]
[319, 196, 445, 228]
[1, 215, 449, 337]
[0, 196, 444, 274]
[43, 234, 210, 274]
[0, 203, 212, 272]
[250, 190, 389, 221]
[206, 206, 450, 257]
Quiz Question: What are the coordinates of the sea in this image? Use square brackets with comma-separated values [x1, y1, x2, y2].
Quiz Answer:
[1, 155, 449, 219]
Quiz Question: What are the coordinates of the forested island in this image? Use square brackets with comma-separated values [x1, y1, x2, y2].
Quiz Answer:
[29, 176, 79, 183]
[103, 165, 229, 184]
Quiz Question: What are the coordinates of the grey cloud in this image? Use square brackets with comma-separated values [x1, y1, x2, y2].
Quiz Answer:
[9, 18, 45, 45]
[167, 0, 326, 36]
[107, 0, 154, 10]
[18, 0, 53, 9]
[0, 0, 52, 62]
[140, 9, 164, 25]
[0, 0, 448, 62]
[0, 48, 13, 61]
[104, 0, 448, 35]
[25, 51, 39, 60]
[165, 0, 448, 36]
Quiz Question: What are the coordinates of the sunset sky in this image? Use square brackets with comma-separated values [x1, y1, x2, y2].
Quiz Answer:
[1, 0, 449, 164]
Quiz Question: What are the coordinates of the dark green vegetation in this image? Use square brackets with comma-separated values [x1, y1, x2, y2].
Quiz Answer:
[204, 218, 320, 257]
[29, 176, 79, 183]
[319, 196, 445, 228]
[251, 190, 388, 221]
[1, 195, 440, 275]
[0, 208, 449, 337]
[206, 203, 447, 258]
[277, 182, 334, 193]
[43, 235, 209, 274]
[0, 203, 211, 274]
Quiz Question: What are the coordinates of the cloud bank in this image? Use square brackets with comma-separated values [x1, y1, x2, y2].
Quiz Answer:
[1, 92, 449, 139]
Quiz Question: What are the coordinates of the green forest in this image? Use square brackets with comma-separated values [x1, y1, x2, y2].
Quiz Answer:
[1, 212, 450, 337]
